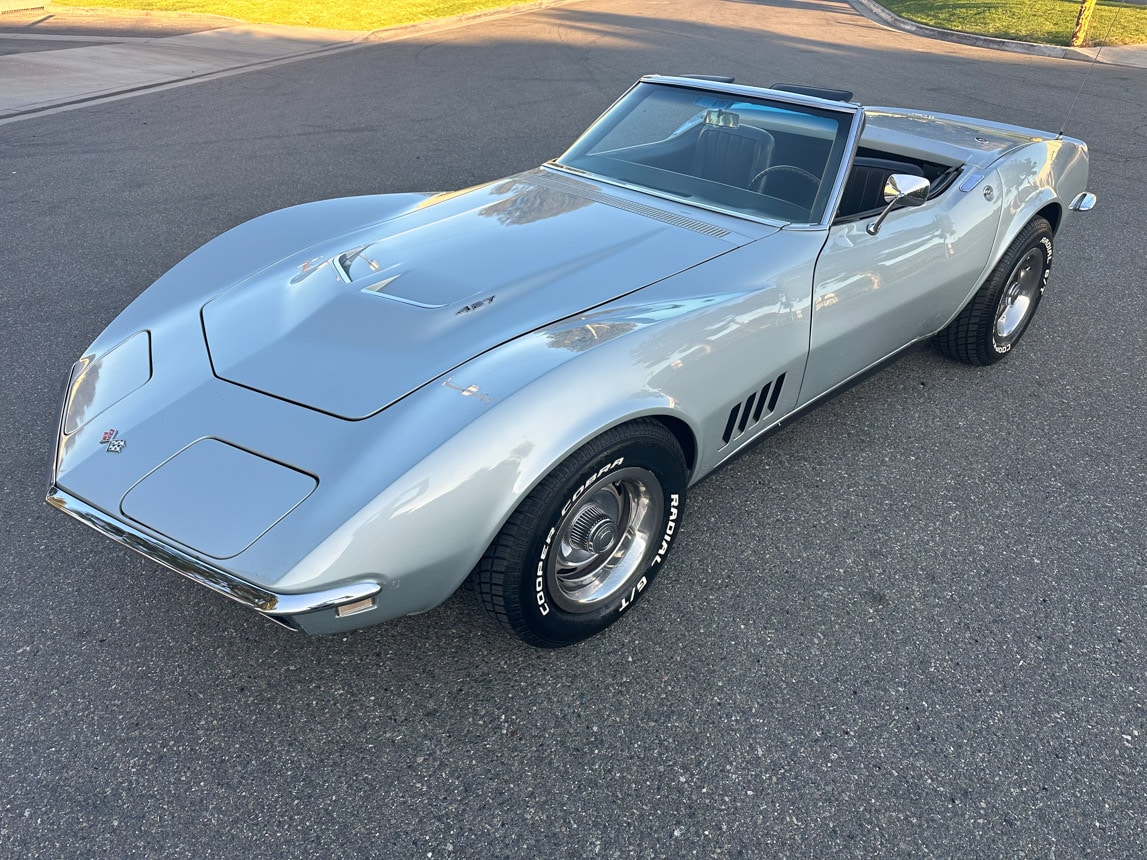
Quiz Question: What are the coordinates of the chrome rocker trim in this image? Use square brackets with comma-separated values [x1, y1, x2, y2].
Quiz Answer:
[46, 485, 382, 622]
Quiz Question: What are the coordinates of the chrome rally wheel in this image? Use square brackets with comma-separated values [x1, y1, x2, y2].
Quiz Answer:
[938, 216, 1053, 366]
[548, 467, 664, 614]
[472, 420, 687, 647]
[993, 246, 1045, 347]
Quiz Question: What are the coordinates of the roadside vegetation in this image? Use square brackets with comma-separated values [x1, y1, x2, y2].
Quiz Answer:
[52, 0, 1147, 44]
[881, 0, 1147, 47]
[51, 0, 530, 32]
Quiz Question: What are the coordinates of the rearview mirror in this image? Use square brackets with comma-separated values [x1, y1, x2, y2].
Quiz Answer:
[867, 174, 931, 235]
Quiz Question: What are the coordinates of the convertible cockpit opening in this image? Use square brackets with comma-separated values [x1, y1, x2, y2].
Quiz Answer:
[555, 79, 857, 225]
[834, 148, 961, 221]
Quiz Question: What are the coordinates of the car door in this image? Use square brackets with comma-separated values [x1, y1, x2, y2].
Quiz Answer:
[799, 167, 1004, 404]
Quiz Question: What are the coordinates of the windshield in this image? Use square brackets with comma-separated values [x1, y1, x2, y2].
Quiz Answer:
[556, 81, 856, 225]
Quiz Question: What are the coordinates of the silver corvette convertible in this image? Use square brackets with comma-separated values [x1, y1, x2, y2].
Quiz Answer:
[47, 76, 1094, 646]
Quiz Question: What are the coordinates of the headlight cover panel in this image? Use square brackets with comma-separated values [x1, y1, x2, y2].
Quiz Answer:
[63, 331, 152, 436]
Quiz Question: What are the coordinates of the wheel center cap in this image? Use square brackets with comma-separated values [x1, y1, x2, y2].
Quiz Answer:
[569, 503, 617, 554]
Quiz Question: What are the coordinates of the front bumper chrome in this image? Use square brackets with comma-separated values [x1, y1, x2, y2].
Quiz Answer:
[46, 485, 382, 627]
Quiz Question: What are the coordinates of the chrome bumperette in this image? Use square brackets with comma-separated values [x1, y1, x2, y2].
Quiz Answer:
[45, 485, 381, 620]
[1069, 191, 1097, 212]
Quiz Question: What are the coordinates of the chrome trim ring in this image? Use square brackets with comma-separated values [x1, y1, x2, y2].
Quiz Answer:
[994, 247, 1044, 342]
[45, 485, 381, 619]
[547, 466, 664, 614]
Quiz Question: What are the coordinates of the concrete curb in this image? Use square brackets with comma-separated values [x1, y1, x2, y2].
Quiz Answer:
[846, 0, 1147, 68]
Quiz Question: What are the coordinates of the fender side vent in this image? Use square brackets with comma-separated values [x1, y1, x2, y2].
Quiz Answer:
[720, 372, 786, 448]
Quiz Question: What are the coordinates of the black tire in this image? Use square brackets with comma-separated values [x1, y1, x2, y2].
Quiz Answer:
[938, 216, 1053, 365]
[471, 420, 687, 648]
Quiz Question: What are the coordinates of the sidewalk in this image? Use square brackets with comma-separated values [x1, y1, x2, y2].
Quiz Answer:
[0, 7, 367, 121]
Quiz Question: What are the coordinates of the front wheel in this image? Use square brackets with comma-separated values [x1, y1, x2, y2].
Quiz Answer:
[938, 216, 1053, 365]
[471, 420, 687, 647]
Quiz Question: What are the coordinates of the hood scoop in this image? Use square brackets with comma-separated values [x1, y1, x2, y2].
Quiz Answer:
[202, 173, 738, 420]
[336, 247, 493, 311]
[352, 271, 446, 310]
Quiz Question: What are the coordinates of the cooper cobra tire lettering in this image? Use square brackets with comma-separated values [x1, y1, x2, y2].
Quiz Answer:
[1038, 237, 1053, 297]
[535, 524, 556, 616]
[559, 458, 623, 518]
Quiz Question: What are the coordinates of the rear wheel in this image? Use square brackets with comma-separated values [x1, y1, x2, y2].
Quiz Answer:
[471, 420, 687, 647]
[938, 216, 1053, 365]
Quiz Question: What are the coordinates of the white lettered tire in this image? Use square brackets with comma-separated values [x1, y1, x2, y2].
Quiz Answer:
[472, 420, 687, 647]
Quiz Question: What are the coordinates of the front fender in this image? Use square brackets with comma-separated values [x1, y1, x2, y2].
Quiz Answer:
[278, 270, 814, 622]
[269, 230, 819, 628]
[271, 299, 709, 617]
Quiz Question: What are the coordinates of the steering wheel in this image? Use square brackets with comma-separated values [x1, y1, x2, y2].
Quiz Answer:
[751, 164, 821, 199]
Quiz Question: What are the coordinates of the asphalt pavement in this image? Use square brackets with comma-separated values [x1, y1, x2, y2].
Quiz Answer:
[1, 0, 1145, 857]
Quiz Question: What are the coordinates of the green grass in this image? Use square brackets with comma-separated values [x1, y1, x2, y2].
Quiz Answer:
[51, 0, 1147, 44]
[52, 0, 530, 32]
[880, 0, 1147, 47]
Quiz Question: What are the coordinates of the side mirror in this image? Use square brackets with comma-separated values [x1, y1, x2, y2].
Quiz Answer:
[866, 174, 930, 235]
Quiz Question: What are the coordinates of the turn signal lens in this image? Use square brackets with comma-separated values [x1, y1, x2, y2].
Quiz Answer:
[336, 597, 375, 617]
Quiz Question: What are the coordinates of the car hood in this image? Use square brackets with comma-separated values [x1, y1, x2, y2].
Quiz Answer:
[201, 171, 744, 419]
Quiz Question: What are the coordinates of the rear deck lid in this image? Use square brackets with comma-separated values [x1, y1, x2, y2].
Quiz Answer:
[861, 108, 1048, 169]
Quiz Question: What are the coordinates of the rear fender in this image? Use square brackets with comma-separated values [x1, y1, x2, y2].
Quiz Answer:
[990, 138, 1089, 267]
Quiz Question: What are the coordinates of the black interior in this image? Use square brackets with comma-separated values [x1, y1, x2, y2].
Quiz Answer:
[833, 148, 961, 221]
[689, 123, 776, 187]
[836, 156, 924, 218]
[572, 118, 961, 225]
